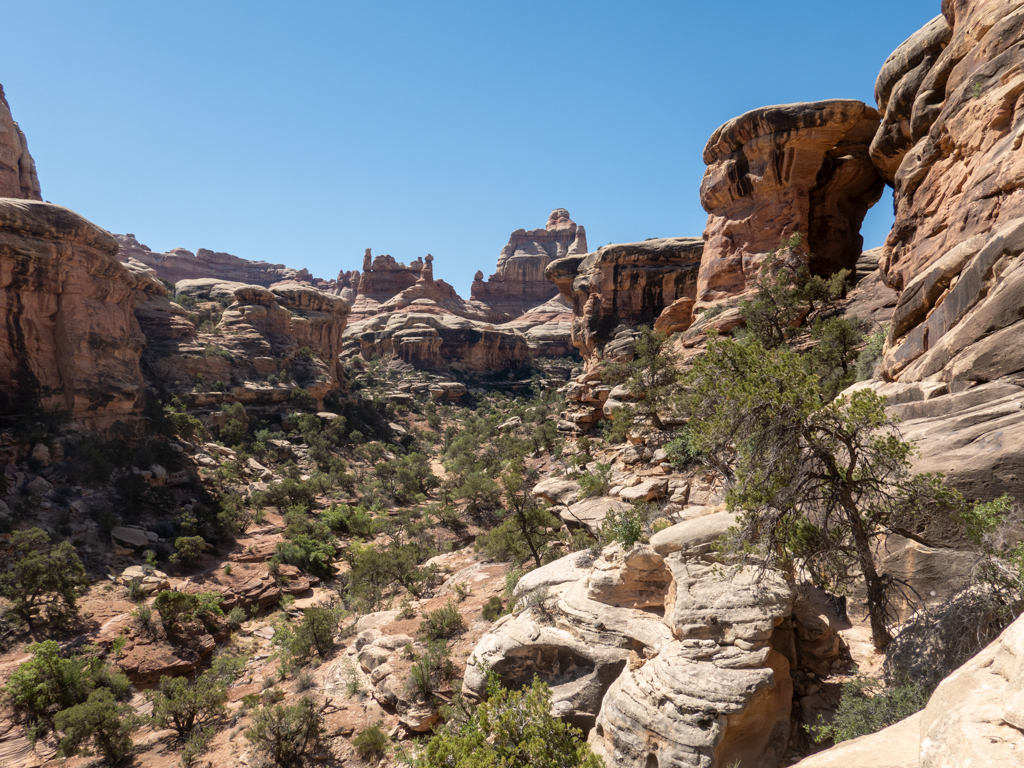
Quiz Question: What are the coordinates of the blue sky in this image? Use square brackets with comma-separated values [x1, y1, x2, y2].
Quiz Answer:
[1, 1, 939, 294]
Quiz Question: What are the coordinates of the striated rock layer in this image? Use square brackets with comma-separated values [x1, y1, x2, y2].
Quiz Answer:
[546, 237, 705, 365]
[698, 100, 884, 304]
[131, 272, 350, 412]
[0, 84, 40, 201]
[115, 233, 313, 288]
[872, 3, 1024, 388]
[0, 201, 147, 429]
[472, 208, 587, 319]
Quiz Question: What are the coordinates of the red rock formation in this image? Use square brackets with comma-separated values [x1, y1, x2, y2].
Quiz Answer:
[472, 208, 587, 319]
[343, 261, 533, 374]
[138, 277, 350, 411]
[0, 200, 147, 428]
[356, 248, 424, 301]
[0, 85, 40, 201]
[698, 100, 884, 303]
[546, 238, 705, 364]
[114, 233, 312, 287]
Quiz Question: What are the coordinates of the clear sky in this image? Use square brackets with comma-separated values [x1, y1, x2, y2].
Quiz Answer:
[1, 1, 939, 294]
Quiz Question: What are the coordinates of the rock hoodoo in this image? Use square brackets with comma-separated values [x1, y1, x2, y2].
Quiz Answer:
[472, 208, 587, 319]
[698, 100, 884, 303]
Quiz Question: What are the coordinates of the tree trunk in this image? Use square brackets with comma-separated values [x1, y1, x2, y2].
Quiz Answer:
[846, 502, 892, 650]
[516, 510, 542, 568]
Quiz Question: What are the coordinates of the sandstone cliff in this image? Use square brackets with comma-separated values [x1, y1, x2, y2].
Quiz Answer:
[115, 233, 313, 288]
[0, 203, 147, 428]
[0, 85, 40, 201]
[546, 237, 705, 365]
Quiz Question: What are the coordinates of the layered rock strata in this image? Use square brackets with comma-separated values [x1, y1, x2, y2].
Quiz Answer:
[871, 4, 1024, 390]
[356, 248, 424, 302]
[466, 511, 811, 768]
[546, 237, 705, 365]
[115, 234, 312, 287]
[472, 208, 587, 319]
[698, 100, 884, 304]
[134, 274, 349, 411]
[0, 84, 40, 201]
[0, 199, 147, 428]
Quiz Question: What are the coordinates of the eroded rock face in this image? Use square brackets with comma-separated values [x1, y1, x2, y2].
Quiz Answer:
[136, 276, 350, 411]
[342, 254, 534, 374]
[466, 533, 800, 767]
[698, 100, 883, 303]
[115, 234, 312, 287]
[873, 5, 1024, 386]
[0, 84, 40, 201]
[0, 200, 147, 428]
[356, 249, 425, 302]
[546, 238, 705, 365]
[472, 209, 587, 319]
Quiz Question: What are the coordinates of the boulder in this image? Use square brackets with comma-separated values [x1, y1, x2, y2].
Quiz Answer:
[649, 511, 738, 558]
[111, 527, 150, 549]
[532, 477, 582, 507]
[618, 478, 669, 502]
[560, 497, 629, 534]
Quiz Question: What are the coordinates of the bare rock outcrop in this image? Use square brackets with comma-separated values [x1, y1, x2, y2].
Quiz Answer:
[698, 100, 884, 304]
[114, 233, 312, 287]
[0, 84, 40, 201]
[792, 608, 1024, 768]
[137, 276, 349, 411]
[872, 4, 1024, 388]
[356, 249, 425, 302]
[342, 253, 534, 374]
[472, 208, 586, 319]
[546, 237, 705, 365]
[466, 525, 806, 767]
[0, 199, 147, 428]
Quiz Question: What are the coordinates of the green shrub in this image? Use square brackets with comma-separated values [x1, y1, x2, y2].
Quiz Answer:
[576, 462, 612, 499]
[0, 527, 88, 630]
[856, 325, 888, 381]
[153, 590, 223, 636]
[148, 670, 228, 736]
[599, 502, 652, 548]
[171, 535, 207, 565]
[418, 600, 464, 641]
[808, 676, 929, 744]
[180, 725, 215, 768]
[321, 504, 376, 537]
[288, 607, 341, 661]
[3, 641, 131, 737]
[408, 641, 455, 700]
[663, 428, 704, 469]
[245, 696, 324, 768]
[481, 596, 504, 622]
[353, 722, 389, 761]
[55, 688, 140, 764]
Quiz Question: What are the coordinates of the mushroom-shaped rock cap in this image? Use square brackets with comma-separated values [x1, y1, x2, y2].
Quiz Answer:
[703, 99, 878, 165]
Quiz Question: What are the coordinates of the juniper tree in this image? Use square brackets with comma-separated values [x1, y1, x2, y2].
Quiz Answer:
[684, 335, 921, 650]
